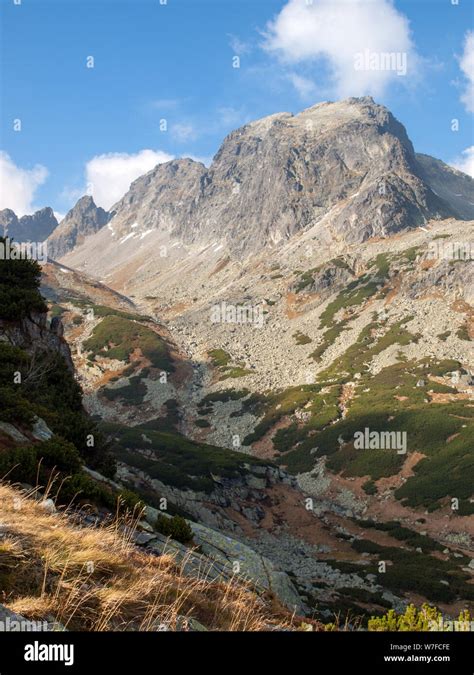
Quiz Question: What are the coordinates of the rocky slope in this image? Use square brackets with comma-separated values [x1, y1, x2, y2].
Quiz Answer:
[42, 214, 474, 620]
[0, 248, 308, 618]
[4, 96, 473, 622]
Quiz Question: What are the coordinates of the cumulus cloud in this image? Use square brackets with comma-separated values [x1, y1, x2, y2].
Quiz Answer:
[288, 73, 318, 100]
[0, 152, 48, 216]
[263, 0, 418, 98]
[459, 31, 474, 113]
[170, 123, 197, 142]
[228, 34, 251, 56]
[450, 146, 474, 178]
[85, 149, 173, 210]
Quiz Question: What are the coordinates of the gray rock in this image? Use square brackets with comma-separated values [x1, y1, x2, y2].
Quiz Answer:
[31, 416, 54, 442]
[189, 522, 304, 613]
[0, 422, 28, 443]
[176, 616, 208, 632]
[39, 499, 56, 514]
[47, 196, 111, 259]
[133, 532, 157, 546]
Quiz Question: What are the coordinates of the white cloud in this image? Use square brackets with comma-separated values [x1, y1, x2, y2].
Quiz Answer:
[171, 123, 197, 142]
[263, 0, 418, 98]
[459, 31, 474, 113]
[60, 185, 84, 205]
[217, 106, 246, 128]
[85, 149, 173, 209]
[450, 146, 474, 178]
[228, 34, 251, 56]
[288, 73, 318, 100]
[0, 152, 48, 216]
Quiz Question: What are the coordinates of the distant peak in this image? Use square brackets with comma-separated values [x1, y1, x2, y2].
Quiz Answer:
[0, 208, 18, 219]
[34, 206, 55, 217]
[346, 95, 376, 105]
[75, 195, 96, 207]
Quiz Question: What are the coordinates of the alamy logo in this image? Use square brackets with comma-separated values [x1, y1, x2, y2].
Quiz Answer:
[354, 428, 407, 455]
[0, 237, 48, 263]
[427, 240, 473, 261]
[210, 301, 264, 328]
[24, 641, 74, 667]
[354, 49, 407, 76]
[428, 618, 474, 632]
[0, 617, 50, 631]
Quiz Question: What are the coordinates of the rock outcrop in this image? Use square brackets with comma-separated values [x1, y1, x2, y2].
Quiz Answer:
[47, 196, 111, 259]
[0, 311, 74, 371]
[84, 466, 303, 613]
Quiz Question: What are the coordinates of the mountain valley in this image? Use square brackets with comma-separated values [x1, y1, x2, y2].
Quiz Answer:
[1, 97, 473, 627]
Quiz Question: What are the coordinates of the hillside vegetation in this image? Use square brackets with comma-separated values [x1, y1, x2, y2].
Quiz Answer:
[0, 242, 137, 510]
[0, 482, 297, 631]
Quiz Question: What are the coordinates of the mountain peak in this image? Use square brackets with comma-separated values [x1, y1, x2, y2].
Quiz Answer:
[60, 98, 474, 261]
[47, 196, 111, 259]
[70, 195, 101, 213]
[76, 194, 96, 206]
[0, 206, 58, 241]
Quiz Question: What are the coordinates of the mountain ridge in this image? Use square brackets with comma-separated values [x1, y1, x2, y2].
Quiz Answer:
[0, 206, 58, 242]
[58, 97, 473, 269]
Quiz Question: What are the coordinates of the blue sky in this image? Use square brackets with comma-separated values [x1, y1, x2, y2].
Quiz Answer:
[0, 0, 473, 217]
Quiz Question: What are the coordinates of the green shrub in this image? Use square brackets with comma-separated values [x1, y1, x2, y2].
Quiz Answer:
[0, 445, 38, 483]
[199, 389, 249, 405]
[57, 472, 142, 512]
[83, 315, 173, 370]
[368, 604, 471, 632]
[155, 514, 193, 543]
[207, 349, 231, 368]
[293, 331, 312, 345]
[108, 425, 268, 494]
[195, 419, 211, 428]
[36, 436, 83, 473]
[362, 480, 377, 495]
[456, 324, 470, 341]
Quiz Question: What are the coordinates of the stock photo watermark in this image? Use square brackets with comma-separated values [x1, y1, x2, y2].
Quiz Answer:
[210, 301, 265, 328]
[0, 238, 48, 263]
[354, 50, 408, 77]
[427, 240, 473, 261]
[354, 428, 408, 455]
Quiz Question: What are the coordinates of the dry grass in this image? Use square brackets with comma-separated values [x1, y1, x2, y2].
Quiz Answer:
[0, 481, 311, 632]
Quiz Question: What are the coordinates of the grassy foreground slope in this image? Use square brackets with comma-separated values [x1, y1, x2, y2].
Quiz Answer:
[0, 482, 297, 631]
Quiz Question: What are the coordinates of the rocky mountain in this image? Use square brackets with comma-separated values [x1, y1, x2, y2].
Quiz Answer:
[0, 242, 307, 625]
[47, 195, 111, 259]
[1, 97, 472, 625]
[0, 206, 58, 242]
[415, 153, 474, 221]
[43, 209, 474, 621]
[60, 97, 473, 276]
